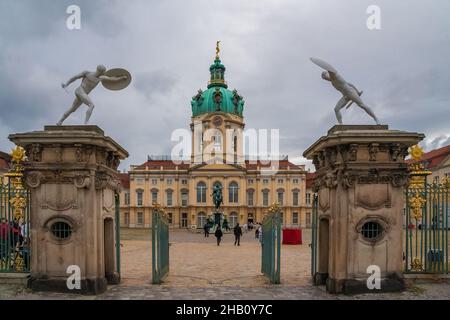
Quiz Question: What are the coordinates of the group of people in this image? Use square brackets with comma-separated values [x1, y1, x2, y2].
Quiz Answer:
[203, 221, 263, 246]
[213, 223, 243, 246]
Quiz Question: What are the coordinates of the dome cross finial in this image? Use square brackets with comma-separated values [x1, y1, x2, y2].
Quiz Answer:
[215, 41, 221, 60]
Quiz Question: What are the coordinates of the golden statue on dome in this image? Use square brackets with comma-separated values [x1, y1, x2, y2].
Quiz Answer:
[216, 41, 221, 59]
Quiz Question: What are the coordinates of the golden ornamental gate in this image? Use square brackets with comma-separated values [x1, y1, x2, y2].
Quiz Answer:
[0, 146, 30, 273]
[404, 145, 449, 274]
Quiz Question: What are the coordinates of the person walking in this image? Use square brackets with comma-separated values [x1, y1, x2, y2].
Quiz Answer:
[255, 224, 260, 239]
[215, 226, 223, 246]
[203, 223, 210, 238]
[233, 223, 243, 246]
[258, 225, 263, 245]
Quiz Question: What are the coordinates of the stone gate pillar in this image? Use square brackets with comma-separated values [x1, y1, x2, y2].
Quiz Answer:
[9, 125, 128, 294]
[303, 125, 424, 294]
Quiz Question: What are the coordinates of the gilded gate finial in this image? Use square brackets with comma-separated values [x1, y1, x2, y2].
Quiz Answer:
[409, 145, 424, 161]
[11, 146, 26, 164]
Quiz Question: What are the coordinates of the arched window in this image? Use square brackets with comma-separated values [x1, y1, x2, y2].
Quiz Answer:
[136, 189, 144, 206]
[197, 212, 207, 228]
[229, 181, 239, 203]
[229, 212, 238, 228]
[197, 182, 207, 203]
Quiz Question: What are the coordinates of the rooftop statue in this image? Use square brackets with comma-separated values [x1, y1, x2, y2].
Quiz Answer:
[310, 57, 380, 125]
[57, 65, 131, 125]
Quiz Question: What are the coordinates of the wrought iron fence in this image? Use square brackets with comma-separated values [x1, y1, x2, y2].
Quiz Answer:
[0, 146, 30, 273]
[405, 181, 449, 273]
[261, 202, 281, 284]
[404, 145, 449, 274]
[152, 202, 169, 284]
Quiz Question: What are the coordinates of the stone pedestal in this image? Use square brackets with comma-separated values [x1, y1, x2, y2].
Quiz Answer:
[303, 125, 424, 294]
[9, 125, 128, 294]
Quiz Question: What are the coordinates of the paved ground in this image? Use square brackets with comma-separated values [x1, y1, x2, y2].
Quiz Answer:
[1, 228, 450, 300]
[121, 229, 309, 287]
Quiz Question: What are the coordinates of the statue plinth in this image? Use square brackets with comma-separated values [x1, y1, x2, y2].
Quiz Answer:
[9, 125, 128, 294]
[303, 125, 424, 294]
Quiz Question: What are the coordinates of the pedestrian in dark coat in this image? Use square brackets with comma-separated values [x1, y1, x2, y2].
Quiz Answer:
[215, 227, 223, 246]
[233, 223, 242, 246]
[203, 223, 210, 237]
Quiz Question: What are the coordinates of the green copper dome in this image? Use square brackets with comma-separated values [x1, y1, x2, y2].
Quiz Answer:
[191, 57, 244, 117]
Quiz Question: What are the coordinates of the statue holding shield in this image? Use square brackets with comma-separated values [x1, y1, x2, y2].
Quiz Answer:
[57, 65, 132, 125]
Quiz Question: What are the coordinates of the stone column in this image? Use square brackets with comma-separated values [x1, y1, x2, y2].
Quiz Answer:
[303, 125, 423, 294]
[9, 125, 128, 294]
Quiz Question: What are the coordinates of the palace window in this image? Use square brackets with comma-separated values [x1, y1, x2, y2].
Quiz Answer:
[181, 190, 188, 207]
[277, 178, 284, 184]
[167, 178, 173, 185]
[124, 192, 130, 205]
[262, 190, 269, 206]
[280, 212, 284, 225]
[229, 182, 239, 203]
[293, 178, 299, 184]
[167, 213, 173, 224]
[136, 190, 143, 206]
[197, 212, 207, 228]
[151, 178, 158, 185]
[166, 189, 173, 206]
[181, 179, 188, 185]
[247, 189, 254, 206]
[137, 212, 144, 225]
[293, 190, 299, 206]
[277, 190, 284, 205]
[213, 131, 222, 152]
[197, 182, 207, 203]
[263, 178, 269, 184]
[136, 178, 144, 185]
[306, 193, 311, 205]
[292, 212, 299, 225]
[247, 178, 254, 184]
[229, 212, 238, 228]
[124, 213, 129, 226]
[306, 213, 311, 226]
[181, 213, 188, 228]
[151, 189, 158, 203]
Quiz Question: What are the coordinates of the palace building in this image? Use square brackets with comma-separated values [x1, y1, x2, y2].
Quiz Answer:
[119, 47, 308, 229]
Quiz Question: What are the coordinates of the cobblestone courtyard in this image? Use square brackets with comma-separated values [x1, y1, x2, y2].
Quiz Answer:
[1, 228, 450, 300]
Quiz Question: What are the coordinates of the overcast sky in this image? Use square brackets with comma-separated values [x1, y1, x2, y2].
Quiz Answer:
[0, 0, 449, 171]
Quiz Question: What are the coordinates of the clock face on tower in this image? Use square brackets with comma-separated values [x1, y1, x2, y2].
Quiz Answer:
[213, 116, 223, 127]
